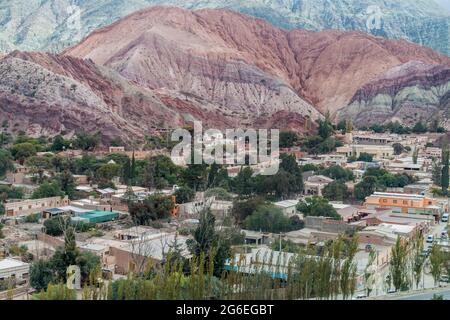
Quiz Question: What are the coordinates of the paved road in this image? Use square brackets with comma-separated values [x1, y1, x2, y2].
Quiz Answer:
[366, 286, 450, 300]
[395, 288, 450, 300]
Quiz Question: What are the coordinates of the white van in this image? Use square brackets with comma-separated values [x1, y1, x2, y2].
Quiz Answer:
[442, 213, 449, 223]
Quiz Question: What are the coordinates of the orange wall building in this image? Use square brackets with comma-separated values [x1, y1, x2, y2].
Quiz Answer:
[364, 192, 445, 218]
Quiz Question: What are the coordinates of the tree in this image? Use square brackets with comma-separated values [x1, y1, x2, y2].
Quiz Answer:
[392, 143, 405, 156]
[205, 188, 233, 201]
[340, 236, 358, 300]
[279, 131, 299, 148]
[10, 142, 37, 164]
[0, 185, 24, 200]
[50, 135, 69, 152]
[142, 155, 180, 190]
[0, 203, 4, 216]
[323, 181, 350, 202]
[73, 131, 100, 151]
[233, 167, 255, 198]
[32, 182, 64, 199]
[363, 250, 377, 296]
[0, 149, 14, 177]
[174, 186, 195, 204]
[30, 260, 55, 291]
[296, 196, 341, 220]
[429, 243, 445, 286]
[412, 233, 425, 289]
[206, 163, 230, 190]
[317, 116, 334, 140]
[43, 217, 65, 236]
[320, 165, 354, 182]
[231, 198, 266, 225]
[354, 176, 379, 201]
[131, 152, 136, 184]
[389, 237, 410, 292]
[412, 121, 427, 134]
[357, 153, 373, 162]
[129, 194, 175, 225]
[432, 158, 442, 186]
[96, 163, 121, 183]
[187, 209, 232, 277]
[122, 157, 132, 185]
[336, 120, 346, 133]
[441, 147, 449, 194]
[55, 170, 77, 199]
[244, 205, 293, 233]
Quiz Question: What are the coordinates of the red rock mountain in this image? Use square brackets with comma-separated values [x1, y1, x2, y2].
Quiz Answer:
[0, 51, 184, 142]
[0, 50, 315, 143]
[66, 6, 450, 116]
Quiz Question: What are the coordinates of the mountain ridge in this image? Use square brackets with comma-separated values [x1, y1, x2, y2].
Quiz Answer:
[1, 0, 450, 55]
[64, 6, 450, 116]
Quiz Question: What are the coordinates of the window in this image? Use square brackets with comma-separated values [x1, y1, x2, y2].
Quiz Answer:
[393, 200, 397, 204]
[383, 199, 387, 203]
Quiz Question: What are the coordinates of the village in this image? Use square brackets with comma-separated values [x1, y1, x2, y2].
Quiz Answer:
[0, 121, 449, 300]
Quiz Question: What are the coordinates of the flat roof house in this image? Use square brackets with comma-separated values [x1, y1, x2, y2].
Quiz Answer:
[303, 175, 334, 196]
[337, 144, 394, 160]
[364, 192, 444, 219]
[274, 200, 298, 217]
[0, 258, 30, 283]
[4, 196, 69, 217]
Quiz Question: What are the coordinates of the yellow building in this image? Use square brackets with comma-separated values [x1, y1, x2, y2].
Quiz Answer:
[337, 144, 394, 160]
[364, 192, 444, 219]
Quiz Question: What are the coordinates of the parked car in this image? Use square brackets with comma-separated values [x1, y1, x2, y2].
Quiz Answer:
[426, 235, 434, 243]
[387, 289, 397, 294]
[439, 275, 449, 283]
[421, 249, 430, 258]
[442, 213, 449, 223]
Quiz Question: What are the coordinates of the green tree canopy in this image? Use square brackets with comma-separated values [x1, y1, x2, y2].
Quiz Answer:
[174, 186, 195, 204]
[231, 197, 266, 225]
[0, 149, 14, 177]
[243, 205, 294, 233]
[129, 193, 175, 225]
[279, 131, 300, 148]
[320, 165, 354, 182]
[357, 153, 373, 162]
[10, 142, 37, 164]
[32, 182, 64, 199]
[296, 196, 341, 220]
[354, 176, 379, 201]
[73, 131, 100, 151]
[323, 181, 350, 202]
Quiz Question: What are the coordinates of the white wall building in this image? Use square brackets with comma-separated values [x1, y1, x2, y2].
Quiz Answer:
[0, 258, 30, 283]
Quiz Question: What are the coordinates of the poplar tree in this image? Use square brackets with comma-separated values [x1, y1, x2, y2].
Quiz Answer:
[441, 147, 450, 194]
[389, 237, 410, 292]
